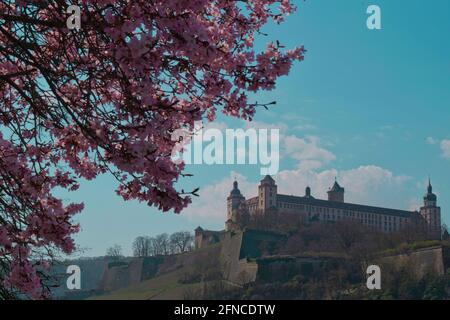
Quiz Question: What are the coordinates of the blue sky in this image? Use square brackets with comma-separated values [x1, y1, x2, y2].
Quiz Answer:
[68, 0, 450, 256]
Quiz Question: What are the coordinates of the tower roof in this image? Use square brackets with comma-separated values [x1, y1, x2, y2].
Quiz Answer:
[305, 186, 314, 198]
[424, 179, 437, 202]
[260, 175, 276, 186]
[329, 179, 344, 192]
[261, 175, 275, 182]
[230, 180, 243, 196]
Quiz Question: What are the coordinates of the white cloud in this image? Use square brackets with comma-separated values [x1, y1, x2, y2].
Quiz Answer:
[204, 121, 228, 131]
[339, 166, 409, 203]
[276, 165, 409, 204]
[408, 198, 422, 212]
[440, 139, 450, 159]
[283, 135, 336, 168]
[426, 136, 437, 145]
[182, 132, 412, 223]
[242, 120, 287, 132]
[183, 172, 257, 223]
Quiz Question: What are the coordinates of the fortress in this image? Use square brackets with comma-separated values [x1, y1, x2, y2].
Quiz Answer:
[224, 175, 442, 240]
[92, 176, 447, 297]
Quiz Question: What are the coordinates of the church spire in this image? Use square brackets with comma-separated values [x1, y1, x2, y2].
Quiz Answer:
[230, 179, 242, 197]
[423, 177, 437, 207]
[428, 177, 432, 194]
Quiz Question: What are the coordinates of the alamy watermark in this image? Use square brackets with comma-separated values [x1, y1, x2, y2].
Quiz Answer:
[171, 121, 279, 175]
[66, 265, 81, 290]
[367, 5, 382, 30]
[366, 265, 381, 290]
[66, 5, 81, 31]
[64, 4, 382, 32]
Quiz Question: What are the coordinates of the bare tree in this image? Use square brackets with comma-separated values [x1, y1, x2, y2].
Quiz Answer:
[335, 220, 367, 252]
[442, 224, 450, 241]
[132, 236, 154, 257]
[154, 233, 170, 255]
[106, 244, 123, 259]
[170, 231, 194, 254]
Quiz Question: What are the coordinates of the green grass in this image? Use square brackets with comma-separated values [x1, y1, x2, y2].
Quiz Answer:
[379, 240, 444, 257]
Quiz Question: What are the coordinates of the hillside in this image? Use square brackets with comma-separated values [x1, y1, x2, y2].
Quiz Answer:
[89, 239, 450, 300]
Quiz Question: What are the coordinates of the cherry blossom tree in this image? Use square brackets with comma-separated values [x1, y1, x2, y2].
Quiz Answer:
[0, 0, 305, 298]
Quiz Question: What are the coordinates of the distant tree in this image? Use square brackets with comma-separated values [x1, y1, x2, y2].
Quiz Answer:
[106, 244, 123, 259]
[442, 224, 450, 241]
[132, 236, 153, 257]
[170, 231, 194, 254]
[153, 233, 170, 256]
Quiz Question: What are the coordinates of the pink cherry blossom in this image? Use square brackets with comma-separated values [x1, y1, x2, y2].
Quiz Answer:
[0, 0, 304, 298]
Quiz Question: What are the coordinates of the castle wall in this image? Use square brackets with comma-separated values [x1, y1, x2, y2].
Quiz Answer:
[195, 230, 223, 249]
[99, 259, 142, 292]
[256, 255, 347, 284]
[220, 231, 259, 285]
[98, 257, 164, 292]
[379, 245, 447, 279]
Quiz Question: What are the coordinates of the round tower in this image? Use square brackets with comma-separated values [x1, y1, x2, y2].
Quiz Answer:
[227, 180, 245, 223]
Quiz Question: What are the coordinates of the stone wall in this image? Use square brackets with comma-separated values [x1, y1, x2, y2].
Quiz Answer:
[379, 245, 448, 278]
[98, 256, 164, 292]
[220, 229, 286, 285]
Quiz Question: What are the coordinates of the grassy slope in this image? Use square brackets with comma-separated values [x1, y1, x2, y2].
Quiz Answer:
[90, 268, 196, 300]
[91, 244, 224, 300]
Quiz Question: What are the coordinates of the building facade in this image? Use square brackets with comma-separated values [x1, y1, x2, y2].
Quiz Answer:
[226, 175, 442, 239]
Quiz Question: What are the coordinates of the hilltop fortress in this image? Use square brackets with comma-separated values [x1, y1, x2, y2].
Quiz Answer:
[223, 175, 442, 240]
[89, 176, 447, 298]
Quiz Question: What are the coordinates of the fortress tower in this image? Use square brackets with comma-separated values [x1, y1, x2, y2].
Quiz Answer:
[420, 179, 441, 239]
[226, 180, 245, 231]
[258, 175, 277, 212]
[327, 179, 345, 203]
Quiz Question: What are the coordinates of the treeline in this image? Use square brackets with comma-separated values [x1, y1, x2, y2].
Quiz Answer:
[132, 231, 194, 257]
